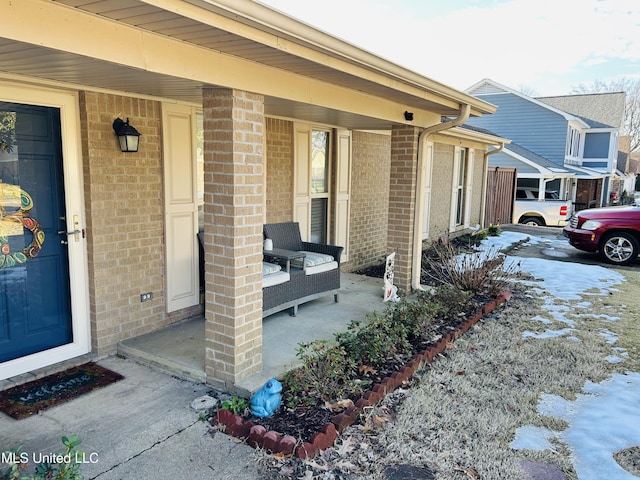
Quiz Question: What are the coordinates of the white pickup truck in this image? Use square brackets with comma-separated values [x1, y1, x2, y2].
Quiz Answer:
[513, 188, 573, 227]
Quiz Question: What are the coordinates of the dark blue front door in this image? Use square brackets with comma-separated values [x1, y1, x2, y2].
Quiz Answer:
[0, 102, 72, 362]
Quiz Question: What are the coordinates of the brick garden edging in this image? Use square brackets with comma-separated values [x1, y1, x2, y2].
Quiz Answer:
[212, 289, 512, 459]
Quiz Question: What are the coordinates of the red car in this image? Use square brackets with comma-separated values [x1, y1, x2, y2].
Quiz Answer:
[563, 205, 640, 265]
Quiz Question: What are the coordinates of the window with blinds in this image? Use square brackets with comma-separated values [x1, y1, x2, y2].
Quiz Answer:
[455, 148, 467, 226]
[310, 130, 330, 243]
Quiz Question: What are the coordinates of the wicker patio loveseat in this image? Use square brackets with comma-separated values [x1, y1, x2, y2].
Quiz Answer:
[262, 222, 343, 318]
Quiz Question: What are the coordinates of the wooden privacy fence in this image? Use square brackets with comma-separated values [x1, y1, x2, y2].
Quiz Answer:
[484, 167, 516, 227]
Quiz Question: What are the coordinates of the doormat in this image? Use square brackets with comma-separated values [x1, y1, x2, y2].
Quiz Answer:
[0, 363, 124, 419]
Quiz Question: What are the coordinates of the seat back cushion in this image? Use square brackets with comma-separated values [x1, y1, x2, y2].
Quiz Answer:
[263, 222, 303, 251]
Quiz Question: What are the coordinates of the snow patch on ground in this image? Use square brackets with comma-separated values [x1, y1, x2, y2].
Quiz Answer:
[511, 425, 556, 451]
[485, 232, 639, 479]
[538, 372, 640, 479]
[507, 255, 625, 300]
[574, 312, 621, 322]
[522, 328, 574, 340]
[600, 328, 619, 344]
[512, 373, 640, 479]
[481, 234, 626, 343]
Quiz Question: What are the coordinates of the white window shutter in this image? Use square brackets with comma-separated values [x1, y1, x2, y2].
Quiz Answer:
[422, 142, 434, 240]
[335, 129, 352, 261]
[162, 104, 199, 312]
[293, 122, 311, 240]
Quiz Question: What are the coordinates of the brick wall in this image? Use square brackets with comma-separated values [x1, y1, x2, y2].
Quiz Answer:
[347, 131, 391, 271]
[265, 118, 293, 223]
[79, 92, 200, 355]
[388, 125, 419, 292]
[202, 88, 264, 389]
[428, 143, 455, 240]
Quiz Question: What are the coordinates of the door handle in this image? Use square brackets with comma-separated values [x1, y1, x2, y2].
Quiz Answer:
[58, 230, 80, 245]
[58, 215, 82, 243]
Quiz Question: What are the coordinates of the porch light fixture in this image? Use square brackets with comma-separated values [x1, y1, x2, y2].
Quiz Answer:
[112, 117, 141, 153]
[404, 111, 414, 121]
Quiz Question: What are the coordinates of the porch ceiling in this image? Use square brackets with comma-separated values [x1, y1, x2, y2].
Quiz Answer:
[1, 0, 496, 130]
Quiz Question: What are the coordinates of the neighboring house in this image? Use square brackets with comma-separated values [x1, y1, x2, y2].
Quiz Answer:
[465, 79, 625, 212]
[613, 135, 637, 200]
[0, 0, 501, 390]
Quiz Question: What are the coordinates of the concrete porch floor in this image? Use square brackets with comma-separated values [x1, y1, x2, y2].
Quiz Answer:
[118, 272, 386, 395]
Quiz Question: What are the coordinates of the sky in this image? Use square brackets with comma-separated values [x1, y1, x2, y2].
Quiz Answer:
[258, 0, 640, 97]
[476, 231, 640, 479]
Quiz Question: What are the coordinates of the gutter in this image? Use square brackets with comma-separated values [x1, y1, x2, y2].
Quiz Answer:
[479, 143, 505, 227]
[411, 104, 471, 291]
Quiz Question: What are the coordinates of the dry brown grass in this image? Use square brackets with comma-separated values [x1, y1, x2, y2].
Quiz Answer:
[369, 269, 638, 480]
[601, 269, 640, 373]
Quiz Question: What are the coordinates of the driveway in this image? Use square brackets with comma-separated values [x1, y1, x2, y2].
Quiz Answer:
[501, 224, 640, 269]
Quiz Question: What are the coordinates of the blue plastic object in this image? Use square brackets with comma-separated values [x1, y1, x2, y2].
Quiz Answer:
[249, 378, 283, 418]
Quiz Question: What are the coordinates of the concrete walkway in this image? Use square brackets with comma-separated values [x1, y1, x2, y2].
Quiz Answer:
[0, 356, 260, 479]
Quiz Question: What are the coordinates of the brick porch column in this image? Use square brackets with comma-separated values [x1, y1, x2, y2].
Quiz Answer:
[387, 125, 420, 293]
[202, 88, 264, 390]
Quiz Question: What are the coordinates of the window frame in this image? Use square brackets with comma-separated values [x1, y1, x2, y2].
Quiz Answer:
[455, 148, 467, 226]
[450, 146, 473, 231]
[565, 123, 583, 165]
[309, 128, 332, 243]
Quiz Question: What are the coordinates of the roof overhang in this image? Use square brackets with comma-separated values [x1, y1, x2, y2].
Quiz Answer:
[564, 166, 607, 179]
[501, 147, 575, 177]
[443, 126, 510, 146]
[568, 118, 592, 130]
[1, 0, 496, 130]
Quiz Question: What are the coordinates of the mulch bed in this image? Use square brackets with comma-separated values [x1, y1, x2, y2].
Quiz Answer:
[256, 406, 336, 442]
[213, 286, 510, 459]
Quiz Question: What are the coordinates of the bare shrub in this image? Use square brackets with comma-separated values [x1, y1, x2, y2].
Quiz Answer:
[422, 237, 519, 296]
